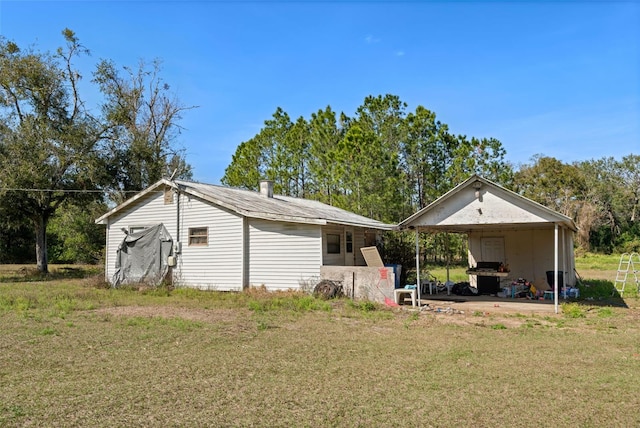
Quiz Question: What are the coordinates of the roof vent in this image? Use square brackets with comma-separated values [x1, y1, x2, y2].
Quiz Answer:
[259, 180, 274, 198]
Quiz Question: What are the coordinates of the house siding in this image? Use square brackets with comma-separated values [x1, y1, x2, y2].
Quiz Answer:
[173, 194, 244, 290]
[248, 219, 322, 290]
[104, 189, 244, 290]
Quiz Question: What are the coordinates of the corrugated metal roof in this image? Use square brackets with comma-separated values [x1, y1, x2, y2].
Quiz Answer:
[96, 179, 395, 230]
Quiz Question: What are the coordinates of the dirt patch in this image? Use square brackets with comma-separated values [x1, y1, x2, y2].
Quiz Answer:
[91, 306, 248, 325]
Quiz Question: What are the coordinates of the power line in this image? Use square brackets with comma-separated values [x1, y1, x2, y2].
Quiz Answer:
[0, 188, 158, 194]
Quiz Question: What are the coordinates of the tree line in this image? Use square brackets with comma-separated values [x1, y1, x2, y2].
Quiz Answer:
[222, 96, 512, 224]
[221, 97, 639, 261]
[0, 31, 638, 271]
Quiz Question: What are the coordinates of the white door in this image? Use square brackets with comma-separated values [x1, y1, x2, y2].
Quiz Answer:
[344, 229, 355, 266]
[481, 237, 505, 263]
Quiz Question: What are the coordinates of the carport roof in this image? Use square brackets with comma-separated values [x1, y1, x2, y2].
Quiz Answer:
[398, 175, 577, 233]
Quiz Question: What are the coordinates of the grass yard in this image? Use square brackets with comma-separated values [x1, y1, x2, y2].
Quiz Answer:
[1, 257, 639, 427]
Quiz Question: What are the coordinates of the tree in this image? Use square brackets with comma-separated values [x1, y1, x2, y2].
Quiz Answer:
[0, 29, 193, 272]
[0, 30, 103, 272]
[579, 155, 640, 253]
[221, 108, 294, 193]
[93, 58, 194, 204]
[401, 106, 453, 210]
[513, 155, 594, 248]
[47, 199, 107, 263]
[349, 94, 406, 221]
[307, 106, 344, 204]
[221, 137, 265, 190]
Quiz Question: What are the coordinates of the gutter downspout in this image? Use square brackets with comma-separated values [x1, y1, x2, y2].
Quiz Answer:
[176, 188, 180, 251]
[416, 229, 420, 305]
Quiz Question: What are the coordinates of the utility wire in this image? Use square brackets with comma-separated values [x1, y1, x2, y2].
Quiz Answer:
[0, 188, 160, 194]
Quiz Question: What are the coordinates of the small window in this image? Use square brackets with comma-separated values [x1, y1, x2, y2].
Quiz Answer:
[188, 227, 208, 246]
[346, 231, 353, 253]
[129, 226, 148, 234]
[327, 233, 341, 254]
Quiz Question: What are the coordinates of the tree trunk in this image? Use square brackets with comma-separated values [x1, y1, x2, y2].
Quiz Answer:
[34, 214, 49, 273]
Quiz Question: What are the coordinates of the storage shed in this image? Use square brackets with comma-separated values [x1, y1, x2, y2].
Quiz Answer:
[398, 175, 577, 312]
[95, 179, 395, 291]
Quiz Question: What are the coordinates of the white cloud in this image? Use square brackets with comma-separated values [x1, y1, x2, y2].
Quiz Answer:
[365, 34, 380, 43]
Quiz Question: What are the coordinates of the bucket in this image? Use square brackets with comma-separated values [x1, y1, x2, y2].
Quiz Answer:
[546, 271, 564, 290]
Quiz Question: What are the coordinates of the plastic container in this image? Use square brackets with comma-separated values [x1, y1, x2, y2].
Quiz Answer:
[546, 271, 564, 290]
[385, 264, 402, 288]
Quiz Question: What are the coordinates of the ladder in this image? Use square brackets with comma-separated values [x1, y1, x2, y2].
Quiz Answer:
[614, 252, 640, 295]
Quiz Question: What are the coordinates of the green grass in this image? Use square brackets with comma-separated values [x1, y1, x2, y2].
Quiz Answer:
[1, 264, 640, 426]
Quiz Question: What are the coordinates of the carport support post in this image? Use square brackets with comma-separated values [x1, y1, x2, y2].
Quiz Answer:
[562, 227, 567, 299]
[554, 223, 559, 314]
[416, 229, 421, 305]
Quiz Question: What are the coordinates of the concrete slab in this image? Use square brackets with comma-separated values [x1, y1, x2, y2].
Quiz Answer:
[418, 295, 559, 314]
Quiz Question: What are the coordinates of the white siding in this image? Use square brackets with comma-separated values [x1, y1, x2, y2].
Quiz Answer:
[105, 189, 177, 282]
[104, 190, 244, 290]
[410, 185, 565, 228]
[248, 219, 322, 290]
[173, 194, 244, 290]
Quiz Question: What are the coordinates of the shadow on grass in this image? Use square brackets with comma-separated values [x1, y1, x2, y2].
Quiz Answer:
[0, 266, 103, 283]
[575, 279, 634, 308]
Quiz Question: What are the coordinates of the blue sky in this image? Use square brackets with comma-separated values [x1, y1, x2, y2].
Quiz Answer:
[1, 1, 638, 184]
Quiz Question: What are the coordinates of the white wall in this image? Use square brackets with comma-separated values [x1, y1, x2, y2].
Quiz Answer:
[173, 193, 244, 290]
[468, 227, 575, 286]
[103, 188, 388, 291]
[248, 219, 322, 290]
[104, 189, 244, 290]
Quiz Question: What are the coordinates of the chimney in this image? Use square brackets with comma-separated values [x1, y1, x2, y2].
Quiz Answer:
[259, 180, 274, 198]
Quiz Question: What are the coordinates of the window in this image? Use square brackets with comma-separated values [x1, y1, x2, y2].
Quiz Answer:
[327, 233, 341, 254]
[129, 226, 148, 234]
[346, 231, 353, 253]
[188, 227, 208, 246]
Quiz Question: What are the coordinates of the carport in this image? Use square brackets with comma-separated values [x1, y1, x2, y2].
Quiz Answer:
[398, 175, 578, 314]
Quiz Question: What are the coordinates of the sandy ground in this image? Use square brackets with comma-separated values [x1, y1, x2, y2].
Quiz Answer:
[416, 294, 563, 315]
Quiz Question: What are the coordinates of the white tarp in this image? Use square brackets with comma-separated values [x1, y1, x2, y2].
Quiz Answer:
[112, 223, 173, 287]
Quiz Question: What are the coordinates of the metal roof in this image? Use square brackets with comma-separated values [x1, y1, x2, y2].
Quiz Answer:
[96, 179, 395, 230]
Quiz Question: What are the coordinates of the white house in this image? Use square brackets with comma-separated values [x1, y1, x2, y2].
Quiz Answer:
[95, 179, 395, 291]
[399, 175, 577, 311]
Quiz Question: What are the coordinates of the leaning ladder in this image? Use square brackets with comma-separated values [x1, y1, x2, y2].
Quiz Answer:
[614, 252, 640, 295]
